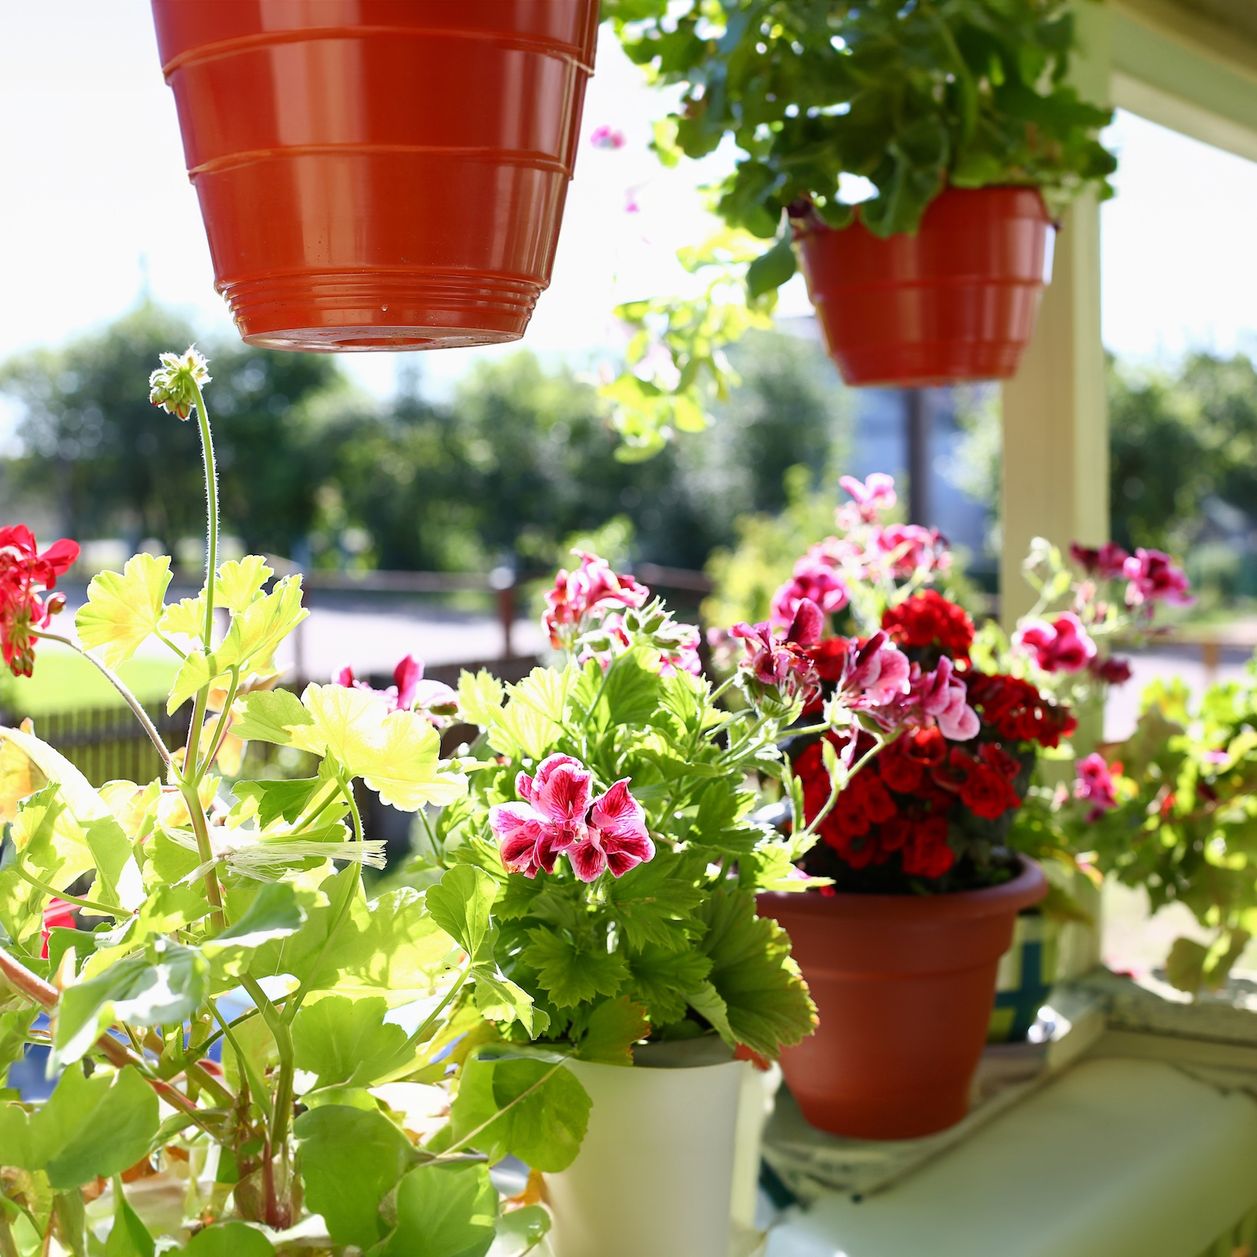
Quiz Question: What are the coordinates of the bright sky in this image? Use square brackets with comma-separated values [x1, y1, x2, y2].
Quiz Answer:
[0, 1, 1254, 431]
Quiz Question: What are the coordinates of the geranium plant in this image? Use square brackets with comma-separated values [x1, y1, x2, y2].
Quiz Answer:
[398, 549, 915, 1066]
[748, 475, 1190, 891]
[0, 351, 584, 1255]
[1049, 667, 1257, 995]
[598, 0, 1118, 450]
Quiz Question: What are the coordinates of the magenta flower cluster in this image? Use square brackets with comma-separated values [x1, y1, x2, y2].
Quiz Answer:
[490, 754, 655, 882]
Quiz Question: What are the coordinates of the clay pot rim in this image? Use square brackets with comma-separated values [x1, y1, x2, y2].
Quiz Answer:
[789, 185, 1054, 239]
[759, 854, 1047, 924]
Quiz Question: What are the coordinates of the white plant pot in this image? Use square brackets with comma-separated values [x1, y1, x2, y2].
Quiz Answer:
[547, 1040, 750, 1257]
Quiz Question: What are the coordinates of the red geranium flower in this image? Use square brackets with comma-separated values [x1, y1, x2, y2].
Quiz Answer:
[0, 525, 79, 677]
[882, 590, 975, 659]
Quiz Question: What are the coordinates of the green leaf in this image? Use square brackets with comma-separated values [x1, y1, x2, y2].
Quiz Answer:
[605, 852, 706, 951]
[374, 1162, 498, 1257]
[102, 1192, 155, 1257]
[75, 554, 172, 668]
[426, 866, 497, 963]
[628, 946, 713, 1026]
[180, 1223, 275, 1257]
[290, 685, 466, 812]
[746, 234, 796, 298]
[214, 556, 273, 613]
[522, 930, 629, 1009]
[233, 777, 328, 826]
[576, 997, 650, 1064]
[695, 889, 815, 1059]
[473, 970, 544, 1037]
[54, 943, 210, 1069]
[158, 594, 206, 642]
[448, 1055, 590, 1172]
[248, 877, 454, 1004]
[294, 1105, 416, 1249]
[203, 882, 305, 956]
[20, 1066, 159, 1189]
[493, 1204, 551, 1251]
[487, 667, 577, 761]
[228, 690, 313, 747]
[456, 671, 505, 728]
[291, 995, 411, 1088]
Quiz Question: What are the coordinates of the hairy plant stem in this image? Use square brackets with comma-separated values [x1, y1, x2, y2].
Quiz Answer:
[179, 381, 229, 932]
[28, 632, 171, 773]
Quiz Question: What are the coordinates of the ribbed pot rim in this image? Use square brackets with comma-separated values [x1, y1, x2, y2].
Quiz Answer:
[758, 855, 1047, 925]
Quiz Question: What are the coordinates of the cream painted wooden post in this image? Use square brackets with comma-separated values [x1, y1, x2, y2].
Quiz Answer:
[999, 3, 1113, 628]
[1000, 5, 1113, 981]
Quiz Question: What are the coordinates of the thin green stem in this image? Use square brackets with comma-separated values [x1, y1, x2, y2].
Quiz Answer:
[31, 631, 171, 773]
[199, 665, 240, 776]
[10, 867, 121, 918]
[240, 976, 294, 1154]
[375, 969, 471, 1086]
[210, 1000, 273, 1126]
[179, 779, 226, 932]
[191, 378, 219, 655]
[417, 806, 446, 869]
[155, 630, 188, 661]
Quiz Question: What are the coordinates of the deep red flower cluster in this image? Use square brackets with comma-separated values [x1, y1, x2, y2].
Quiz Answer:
[796, 725, 1028, 881]
[965, 673, 1077, 749]
[0, 525, 79, 677]
[794, 590, 1076, 885]
[882, 590, 974, 659]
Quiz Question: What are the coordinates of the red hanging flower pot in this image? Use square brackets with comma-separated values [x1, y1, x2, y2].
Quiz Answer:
[793, 187, 1056, 387]
[759, 856, 1047, 1139]
[150, 0, 599, 352]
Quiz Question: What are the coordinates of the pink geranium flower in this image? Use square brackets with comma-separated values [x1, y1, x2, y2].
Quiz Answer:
[732, 599, 823, 700]
[1075, 752, 1120, 820]
[771, 557, 849, 627]
[911, 657, 980, 741]
[489, 754, 654, 882]
[1014, 613, 1097, 674]
[837, 631, 911, 710]
[335, 655, 457, 722]
[1123, 549, 1192, 608]
[838, 473, 897, 523]
[1070, 541, 1129, 580]
[543, 551, 649, 648]
[590, 124, 626, 150]
[875, 523, 951, 580]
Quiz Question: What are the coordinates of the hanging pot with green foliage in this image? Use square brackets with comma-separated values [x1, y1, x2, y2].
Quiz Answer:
[609, 0, 1116, 390]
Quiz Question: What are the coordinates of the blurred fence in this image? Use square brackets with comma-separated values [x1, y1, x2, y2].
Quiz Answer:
[0, 654, 542, 862]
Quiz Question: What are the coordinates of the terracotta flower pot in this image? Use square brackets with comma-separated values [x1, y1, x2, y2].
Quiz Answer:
[759, 856, 1047, 1139]
[794, 187, 1055, 387]
[150, 0, 599, 352]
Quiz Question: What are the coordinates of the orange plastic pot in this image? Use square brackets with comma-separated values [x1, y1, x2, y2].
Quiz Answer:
[794, 187, 1055, 387]
[759, 857, 1047, 1139]
[150, 0, 599, 352]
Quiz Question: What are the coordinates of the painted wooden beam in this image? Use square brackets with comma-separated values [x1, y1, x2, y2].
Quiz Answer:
[999, 4, 1112, 628]
[1112, 0, 1257, 162]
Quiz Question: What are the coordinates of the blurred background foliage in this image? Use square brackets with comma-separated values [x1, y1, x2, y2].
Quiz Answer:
[3, 303, 1257, 619]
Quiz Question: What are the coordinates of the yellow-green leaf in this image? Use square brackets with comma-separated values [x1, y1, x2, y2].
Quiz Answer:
[215, 556, 273, 613]
[76, 554, 172, 667]
[159, 594, 207, 642]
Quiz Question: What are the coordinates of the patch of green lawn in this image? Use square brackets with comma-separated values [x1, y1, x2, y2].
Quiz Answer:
[4, 645, 176, 715]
